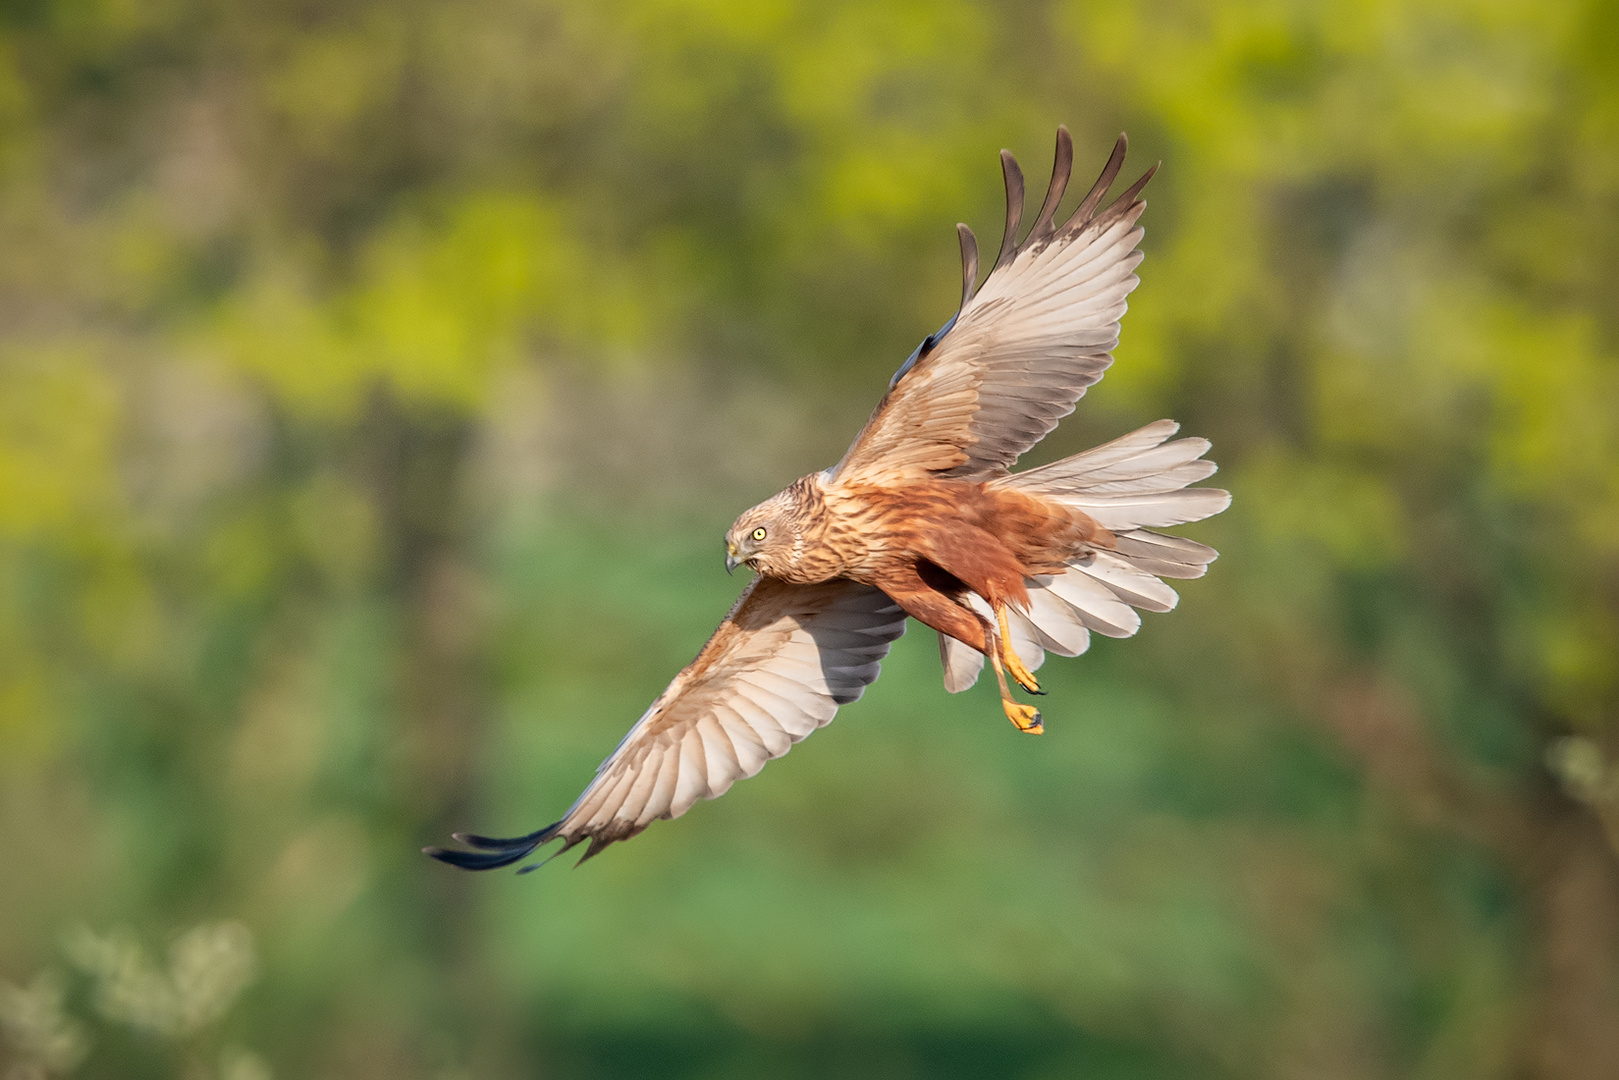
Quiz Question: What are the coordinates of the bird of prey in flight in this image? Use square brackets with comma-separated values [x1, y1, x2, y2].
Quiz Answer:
[428, 128, 1230, 870]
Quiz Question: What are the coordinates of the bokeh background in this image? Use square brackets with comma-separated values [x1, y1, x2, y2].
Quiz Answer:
[1, 1, 1617, 1077]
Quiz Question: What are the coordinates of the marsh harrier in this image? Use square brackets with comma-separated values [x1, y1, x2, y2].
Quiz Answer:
[428, 128, 1229, 869]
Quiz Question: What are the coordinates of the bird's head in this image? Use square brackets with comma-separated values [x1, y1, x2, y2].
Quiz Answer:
[725, 490, 804, 577]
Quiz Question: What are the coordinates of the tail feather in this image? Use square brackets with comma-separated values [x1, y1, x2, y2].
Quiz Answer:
[939, 632, 985, 693]
[934, 420, 1226, 693]
[1017, 435, 1211, 490]
[997, 418, 1230, 532]
[1008, 418, 1181, 479]
[1060, 488, 1230, 531]
[1112, 529, 1218, 579]
[1020, 585, 1091, 657]
[938, 579, 1099, 693]
[1044, 569, 1142, 638]
[1078, 459, 1217, 496]
[1078, 551, 1178, 612]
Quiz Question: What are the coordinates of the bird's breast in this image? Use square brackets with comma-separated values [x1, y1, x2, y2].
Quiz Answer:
[818, 481, 964, 581]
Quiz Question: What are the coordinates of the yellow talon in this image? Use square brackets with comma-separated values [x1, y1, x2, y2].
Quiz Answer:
[1003, 701, 1044, 734]
[995, 604, 1042, 695]
[986, 614, 1044, 734]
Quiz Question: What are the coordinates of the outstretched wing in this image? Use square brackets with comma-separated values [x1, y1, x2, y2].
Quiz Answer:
[426, 577, 906, 869]
[833, 128, 1155, 485]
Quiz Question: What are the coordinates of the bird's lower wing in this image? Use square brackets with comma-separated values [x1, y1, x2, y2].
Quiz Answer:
[425, 577, 907, 869]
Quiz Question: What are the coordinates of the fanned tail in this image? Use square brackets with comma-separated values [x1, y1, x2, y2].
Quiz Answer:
[938, 421, 1228, 691]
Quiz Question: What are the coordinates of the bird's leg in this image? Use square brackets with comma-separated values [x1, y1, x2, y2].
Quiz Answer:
[984, 615, 1043, 735]
[876, 564, 1042, 734]
[994, 602, 1042, 696]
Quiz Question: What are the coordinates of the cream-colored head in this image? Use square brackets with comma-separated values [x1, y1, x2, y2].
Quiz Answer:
[724, 488, 806, 578]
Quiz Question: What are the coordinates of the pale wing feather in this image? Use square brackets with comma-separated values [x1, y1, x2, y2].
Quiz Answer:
[618, 743, 671, 828]
[671, 734, 711, 817]
[716, 705, 774, 772]
[697, 715, 740, 798]
[834, 129, 1157, 484]
[425, 577, 906, 868]
[642, 739, 684, 824]
[729, 694, 793, 756]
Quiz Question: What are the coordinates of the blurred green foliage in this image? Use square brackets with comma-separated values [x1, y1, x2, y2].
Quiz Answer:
[1, 0, 1617, 1077]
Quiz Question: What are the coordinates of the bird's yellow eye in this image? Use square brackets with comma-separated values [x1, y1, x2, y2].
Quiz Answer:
[751, 527, 767, 542]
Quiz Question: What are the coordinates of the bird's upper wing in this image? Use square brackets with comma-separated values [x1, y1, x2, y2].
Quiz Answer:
[832, 129, 1155, 485]
[426, 576, 907, 869]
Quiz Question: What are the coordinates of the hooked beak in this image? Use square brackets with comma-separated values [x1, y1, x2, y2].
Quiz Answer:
[725, 542, 742, 576]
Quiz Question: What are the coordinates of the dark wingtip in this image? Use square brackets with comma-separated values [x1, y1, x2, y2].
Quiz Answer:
[573, 837, 610, 867]
[453, 830, 545, 850]
[1071, 133, 1131, 227]
[425, 844, 538, 871]
[994, 148, 1026, 269]
[1029, 125, 1074, 241]
[426, 823, 562, 872]
[956, 222, 979, 307]
[1100, 161, 1158, 222]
